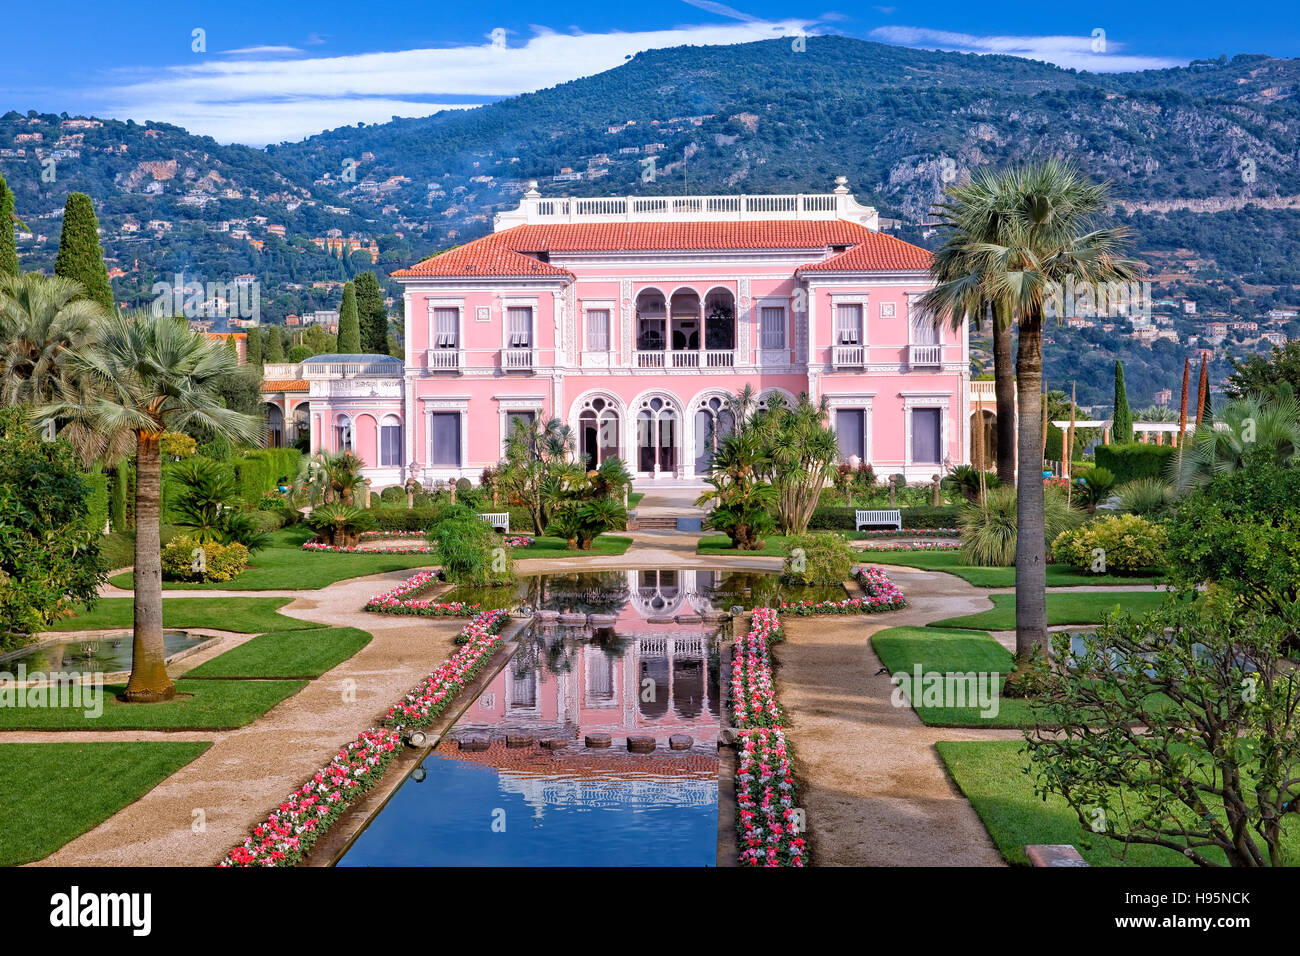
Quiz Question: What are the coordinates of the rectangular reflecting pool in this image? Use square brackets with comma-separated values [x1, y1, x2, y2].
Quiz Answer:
[0, 631, 205, 673]
[339, 570, 740, 867]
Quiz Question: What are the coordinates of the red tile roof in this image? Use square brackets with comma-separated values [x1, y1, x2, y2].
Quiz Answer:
[393, 220, 931, 278]
[260, 379, 309, 392]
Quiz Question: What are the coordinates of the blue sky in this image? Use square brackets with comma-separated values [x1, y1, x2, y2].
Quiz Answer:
[2, 0, 1296, 145]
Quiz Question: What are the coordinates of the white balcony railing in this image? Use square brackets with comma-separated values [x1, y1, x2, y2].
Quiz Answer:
[909, 344, 943, 368]
[425, 348, 461, 371]
[635, 349, 736, 369]
[502, 347, 535, 371]
[833, 344, 865, 367]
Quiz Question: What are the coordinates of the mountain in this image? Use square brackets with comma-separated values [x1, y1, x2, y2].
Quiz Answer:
[3, 36, 1299, 403]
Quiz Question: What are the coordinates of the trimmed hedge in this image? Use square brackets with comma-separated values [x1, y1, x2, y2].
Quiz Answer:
[81, 472, 110, 534]
[233, 449, 302, 506]
[809, 504, 962, 531]
[1094, 442, 1176, 484]
[109, 463, 130, 531]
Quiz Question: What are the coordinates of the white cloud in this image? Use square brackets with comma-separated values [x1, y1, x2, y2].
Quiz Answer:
[90, 19, 815, 146]
[869, 25, 1185, 72]
[219, 45, 304, 56]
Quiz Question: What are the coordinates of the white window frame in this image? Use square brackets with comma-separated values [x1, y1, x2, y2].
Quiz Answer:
[500, 298, 537, 350]
[759, 304, 787, 351]
[825, 394, 874, 464]
[379, 414, 403, 467]
[426, 298, 463, 351]
[902, 393, 951, 470]
[585, 308, 611, 352]
[421, 397, 470, 474]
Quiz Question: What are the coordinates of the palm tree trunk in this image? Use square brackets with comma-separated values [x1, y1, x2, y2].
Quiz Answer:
[992, 303, 1017, 485]
[124, 430, 176, 703]
[1009, 313, 1048, 690]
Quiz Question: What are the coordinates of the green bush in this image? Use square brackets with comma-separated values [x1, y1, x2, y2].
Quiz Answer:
[109, 463, 130, 531]
[1073, 466, 1116, 509]
[902, 506, 962, 529]
[1115, 477, 1177, 517]
[81, 472, 110, 534]
[433, 505, 513, 586]
[161, 536, 249, 582]
[1094, 442, 1177, 484]
[379, 485, 404, 504]
[1051, 513, 1167, 574]
[781, 532, 856, 585]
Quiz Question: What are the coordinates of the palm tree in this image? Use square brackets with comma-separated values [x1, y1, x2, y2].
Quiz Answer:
[923, 169, 1019, 485]
[500, 416, 576, 534]
[926, 161, 1142, 685]
[1173, 393, 1300, 492]
[41, 313, 262, 702]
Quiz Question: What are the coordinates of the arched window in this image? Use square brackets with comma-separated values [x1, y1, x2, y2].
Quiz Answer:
[635, 289, 666, 352]
[291, 403, 310, 445]
[380, 414, 403, 466]
[693, 395, 735, 474]
[333, 414, 353, 453]
[704, 289, 736, 351]
[578, 396, 620, 468]
[636, 396, 677, 473]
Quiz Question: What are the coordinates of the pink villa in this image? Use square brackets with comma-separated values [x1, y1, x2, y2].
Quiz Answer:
[262, 180, 972, 489]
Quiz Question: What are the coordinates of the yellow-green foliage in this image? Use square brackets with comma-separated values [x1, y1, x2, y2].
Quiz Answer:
[161, 536, 249, 582]
[1052, 513, 1166, 574]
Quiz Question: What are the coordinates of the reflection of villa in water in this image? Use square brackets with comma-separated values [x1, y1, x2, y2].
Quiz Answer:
[454, 570, 736, 747]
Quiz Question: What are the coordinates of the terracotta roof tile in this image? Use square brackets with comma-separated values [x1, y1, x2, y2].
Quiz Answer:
[393, 219, 931, 278]
[260, 379, 309, 392]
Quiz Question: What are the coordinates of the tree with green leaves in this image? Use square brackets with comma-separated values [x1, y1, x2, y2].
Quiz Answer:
[353, 271, 388, 354]
[53, 193, 113, 312]
[0, 173, 18, 277]
[1226, 340, 1300, 401]
[265, 325, 284, 362]
[1112, 360, 1133, 444]
[246, 324, 263, 366]
[0, 273, 105, 408]
[41, 314, 262, 702]
[337, 281, 361, 353]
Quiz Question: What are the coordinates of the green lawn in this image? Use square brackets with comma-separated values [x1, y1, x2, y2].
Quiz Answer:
[697, 533, 869, 556]
[937, 740, 1300, 867]
[109, 531, 436, 591]
[872, 626, 1033, 727]
[51, 597, 323, 633]
[865, 550, 1164, 588]
[515, 535, 633, 558]
[0, 678, 307, 730]
[930, 590, 1170, 631]
[0, 742, 212, 865]
[184, 627, 371, 679]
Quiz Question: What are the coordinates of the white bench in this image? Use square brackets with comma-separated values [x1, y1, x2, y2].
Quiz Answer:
[855, 509, 902, 531]
[478, 512, 509, 534]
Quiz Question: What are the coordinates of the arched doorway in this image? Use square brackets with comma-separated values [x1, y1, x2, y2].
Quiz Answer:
[265, 403, 284, 447]
[635, 395, 679, 475]
[291, 402, 310, 448]
[703, 288, 736, 354]
[692, 394, 735, 475]
[577, 395, 621, 468]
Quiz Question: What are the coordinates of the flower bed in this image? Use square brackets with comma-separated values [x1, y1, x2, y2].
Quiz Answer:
[856, 527, 959, 538]
[302, 540, 437, 555]
[502, 535, 534, 548]
[224, 606, 513, 867]
[362, 570, 488, 617]
[859, 541, 962, 552]
[222, 728, 402, 867]
[360, 530, 425, 540]
[731, 607, 806, 866]
[383, 609, 511, 725]
[853, 565, 908, 609]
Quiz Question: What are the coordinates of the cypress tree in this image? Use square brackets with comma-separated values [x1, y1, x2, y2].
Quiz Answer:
[1112, 360, 1133, 444]
[266, 325, 284, 362]
[337, 281, 361, 353]
[354, 271, 388, 354]
[0, 173, 17, 277]
[53, 192, 113, 311]
[247, 325, 264, 366]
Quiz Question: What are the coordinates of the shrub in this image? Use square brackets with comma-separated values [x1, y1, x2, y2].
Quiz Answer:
[0, 410, 104, 644]
[433, 505, 513, 587]
[959, 486, 1083, 567]
[1051, 513, 1167, 574]
[1094, 442, 1177, 484]
[781, 533, 856, 585]
[161, 536, 249, 582]
[1073, 466, 1116, 510]
[305, 504, 376, 548]
[1165, 463, 1300, 616]
[379, 485, 404, 504]
[1114, 477, 1177, 517]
